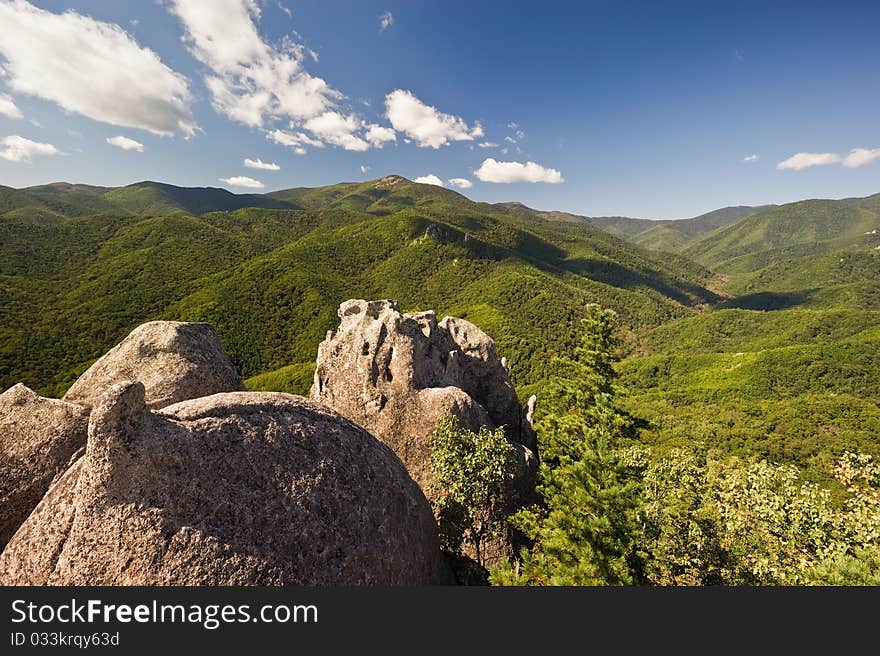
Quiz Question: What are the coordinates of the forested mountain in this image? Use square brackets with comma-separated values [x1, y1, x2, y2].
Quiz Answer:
[0, 175, 717, 399]
[496, 201, 774, 251]
[616, 195, 880, 481]
[2, 176, 878, 484]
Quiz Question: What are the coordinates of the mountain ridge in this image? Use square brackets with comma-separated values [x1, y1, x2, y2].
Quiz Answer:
[5, 176, 875, 228]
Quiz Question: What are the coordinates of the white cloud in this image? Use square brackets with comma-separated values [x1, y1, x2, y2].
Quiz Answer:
[414, 174, 444, 187]
[0, 134, 60, 162]
[504, 123, 525, 142]
[379, 11, 393, 32]
[267, 128, 323, 151]
[475, 158, 564, 184]
[0, 93, 22, 119]
[303, 111, 369, 151]
[364, 123, 396, 147]
[385, 89, 482, 148]
[777, 152, 842, 171]
[448, 177, 472, 189]
[360, 164, 370, 173]
[842, 147, 880, 169]
[106, 135, 144, 152]
[0, 0, 194, 135]
[244, 157, 280, 170]
[219, 175, 264, 188]
[743, 154, 759, 162]
[478, 141, 497, 148]
[276, 1, 292, 19]
[168, 0, 338, 127]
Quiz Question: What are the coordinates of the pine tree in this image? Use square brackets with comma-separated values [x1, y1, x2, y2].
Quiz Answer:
[492, 304, 645, 585]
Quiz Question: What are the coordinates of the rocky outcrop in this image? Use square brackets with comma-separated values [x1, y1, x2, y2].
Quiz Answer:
[0, 383, 451, 586]
[0, 384, 89, 549]
[0, 321, 245, 550]
[311, 300, 537, 500]
[63, 321, 245, 410]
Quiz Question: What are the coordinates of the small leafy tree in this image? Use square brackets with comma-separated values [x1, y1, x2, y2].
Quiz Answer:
[429, 413, 518, 568]
[639, 449, 880, 585]
[636, 445, 728, 585]
[492, 304, 645, 585]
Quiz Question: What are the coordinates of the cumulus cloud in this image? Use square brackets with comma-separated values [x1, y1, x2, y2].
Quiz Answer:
[106, 135, 144, 152]
[474, 158, 564, 184]
[743, 154, 759, 162]
[448, 177, 473, 189]
[414, 174, 444, 187]
[0, 0, 195, 135]
[0, 93, 22, 119]
[777, 152, 842, 171]
[303, 111, 369, 151]
[842, 147, 880, 169]
[0, 134, 60, 162]
[168, 0, 338, 127]
[244, 157, 280, 170]
[364, 123, 396, 147]
[219, 175, 264, 188]
[267, 128, 323, 152]
[385, 89, 482, 148]
[379, 11, 393, 32]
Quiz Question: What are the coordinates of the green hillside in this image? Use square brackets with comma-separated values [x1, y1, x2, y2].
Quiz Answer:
[618, 196, 880, 482]
[0, 177, 717, 400]
[620, 308, 880, 481]
[2, 176, 879, 486]
[498, 202, 771, 251]
[681, 199, 880, 271]
[103, 181, 295, 216]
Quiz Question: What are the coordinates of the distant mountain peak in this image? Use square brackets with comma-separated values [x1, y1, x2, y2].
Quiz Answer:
[375, 175, 408, 188]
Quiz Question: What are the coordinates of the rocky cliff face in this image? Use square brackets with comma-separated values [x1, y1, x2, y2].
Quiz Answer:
[311, 299, 537, 504]
[0, 383, 450, 585]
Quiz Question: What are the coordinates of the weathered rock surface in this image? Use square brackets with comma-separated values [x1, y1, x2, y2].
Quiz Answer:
[310, 300, 537, 499]
[0, 384, 88, 549]
[0, 383, 451, 586]
[63, 321, 245, 410]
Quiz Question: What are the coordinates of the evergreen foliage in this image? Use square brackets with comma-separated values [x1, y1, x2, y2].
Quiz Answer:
[493, 305, 645, 585]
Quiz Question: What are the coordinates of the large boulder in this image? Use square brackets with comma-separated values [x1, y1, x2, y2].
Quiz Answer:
[0, 382, 451, 585]
[63, 321, 245, 410]
[0, 384, 89, 549]
[311, 300, 537, 498]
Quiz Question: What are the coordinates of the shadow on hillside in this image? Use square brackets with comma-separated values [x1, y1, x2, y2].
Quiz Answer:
[719, 290, 811, 311]
[563, 257, 722, 306]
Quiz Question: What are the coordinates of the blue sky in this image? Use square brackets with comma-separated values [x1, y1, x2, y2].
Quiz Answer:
[0, 0, 878, 219]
